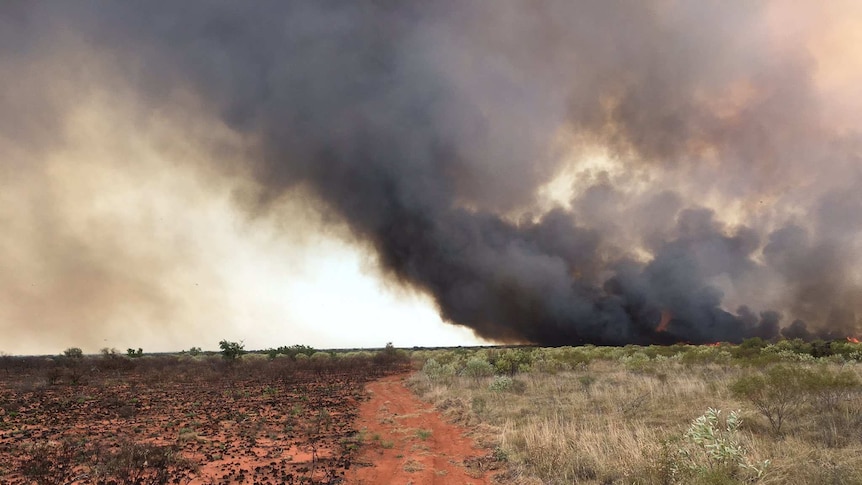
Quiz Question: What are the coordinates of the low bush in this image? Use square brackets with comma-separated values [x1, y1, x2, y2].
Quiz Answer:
[493, 349, 533, 375]
[462, 357, 495, 380]
[804, 366, 862, 412]
[673, 408, 769, 483]
[422, 358, 457, 383]
[488, 375, 527, 393]
[729, 365, 811, 434]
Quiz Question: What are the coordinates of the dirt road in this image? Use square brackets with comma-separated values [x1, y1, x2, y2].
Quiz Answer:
[346, 374, 491, 485]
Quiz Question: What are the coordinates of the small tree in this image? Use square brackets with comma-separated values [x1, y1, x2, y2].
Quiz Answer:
[126, 348, 143, 358]
[382, 341, 398, 359]
[730, 365, 811, 434]
[60, 348, 86, 385]
[63, 347, 84, 359]
[219, 340, 245, 362]
[803, 366, 862, 411]
[100, 347, 119, 358]
[0, 351, 11, 376]
[373, 342, 402, 366]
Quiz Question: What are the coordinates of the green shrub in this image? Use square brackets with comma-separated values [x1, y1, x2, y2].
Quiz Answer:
[422, 358, 457, 383]
[761, 346, 816, 363]
[803, 366, 862, 411]
[679, 346, 733, 366]
[430, 350, 459, 366]
[532, 357, 569, 374]
[809, 340, 834, 358]
[62, 347, 83, 359]
[488, 375, 527, 393]
[218, 340, 245, 362]
[493, 349, 533, 375]
[622, 351, 652, 372]
[489, 375, 514, 392]
[126, 348, 143, 358]
[463, 357, 495, 380]
[548, 346, 594, 367]
[729, 365, 811, 434]
[674, 408, 769, 483]
[739, 337, 768, 350]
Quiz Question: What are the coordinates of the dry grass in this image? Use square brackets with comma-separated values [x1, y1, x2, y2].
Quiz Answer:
[410, 357, 862, 484]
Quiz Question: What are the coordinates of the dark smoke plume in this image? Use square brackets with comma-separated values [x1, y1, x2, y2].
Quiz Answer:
[3, 1, 862, 348]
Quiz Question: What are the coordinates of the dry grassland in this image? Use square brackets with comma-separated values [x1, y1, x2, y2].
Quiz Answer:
[409, 346, 862, 484]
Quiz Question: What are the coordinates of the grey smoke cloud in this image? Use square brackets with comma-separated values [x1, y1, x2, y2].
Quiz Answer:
[2, 0, 862, 347]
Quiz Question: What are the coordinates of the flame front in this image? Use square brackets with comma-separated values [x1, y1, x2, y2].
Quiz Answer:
[848, 337, 860, 344]
[656, 310, 672, 333]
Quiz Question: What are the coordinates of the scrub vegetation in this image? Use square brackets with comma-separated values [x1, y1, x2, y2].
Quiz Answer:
[3, 339, 861, 484]
[408, 339, 862, 485]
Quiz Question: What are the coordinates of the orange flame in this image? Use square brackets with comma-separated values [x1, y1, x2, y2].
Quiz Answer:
[847, 337, 860, 344]
[656, 310, 672, 332]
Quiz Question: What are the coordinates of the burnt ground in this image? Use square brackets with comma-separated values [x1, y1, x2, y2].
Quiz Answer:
[0, 354, 406, 484]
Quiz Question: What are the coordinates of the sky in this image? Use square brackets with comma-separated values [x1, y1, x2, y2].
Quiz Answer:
[2, 1, 862, 355]
[0, 93, 487, 354]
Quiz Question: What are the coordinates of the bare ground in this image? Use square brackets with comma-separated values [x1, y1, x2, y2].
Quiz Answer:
[347, 374, 491, 485]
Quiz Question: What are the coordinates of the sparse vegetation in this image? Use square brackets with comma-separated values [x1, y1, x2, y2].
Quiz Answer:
[218, 340, 245, 362]
[409, 340, 862, 484]
[6, 339, 862, 483]
[730, 365, 811, 434]
[0, 342, 411, 483]
[462, 356, 495, 381]
[674, 408, 769, 483]
[62, 347, 83, 359]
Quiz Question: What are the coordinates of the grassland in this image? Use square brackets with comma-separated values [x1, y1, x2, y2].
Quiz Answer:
[408, 340, 862, 484]
[3, 339, 862, 484]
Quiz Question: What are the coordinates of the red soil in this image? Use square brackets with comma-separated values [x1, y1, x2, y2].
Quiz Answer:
[347, 374, 490, 485]
[0, 359, 384, 484]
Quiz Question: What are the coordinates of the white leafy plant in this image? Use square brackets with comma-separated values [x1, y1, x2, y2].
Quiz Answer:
[674, 408, 769, 481]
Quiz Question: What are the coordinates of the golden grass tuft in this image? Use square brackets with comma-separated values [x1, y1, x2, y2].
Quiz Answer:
[410, 356, 862, 484]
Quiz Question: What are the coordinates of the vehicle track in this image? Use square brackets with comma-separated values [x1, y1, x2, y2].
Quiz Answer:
[347, 374, 490, 485]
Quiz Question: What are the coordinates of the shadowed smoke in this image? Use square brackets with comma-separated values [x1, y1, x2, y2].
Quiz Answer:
[3, 1, 862, 346]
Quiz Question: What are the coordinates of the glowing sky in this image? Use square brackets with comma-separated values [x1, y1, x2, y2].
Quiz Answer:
[0, 92, 488, 355]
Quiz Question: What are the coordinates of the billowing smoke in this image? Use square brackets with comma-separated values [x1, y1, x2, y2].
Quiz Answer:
[3, 1, 862, 347]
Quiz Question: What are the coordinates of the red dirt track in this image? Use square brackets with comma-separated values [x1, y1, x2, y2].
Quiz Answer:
[347, 374, 490, 485]
[1, 357, 492, 484]
[0, 356, 394, 484]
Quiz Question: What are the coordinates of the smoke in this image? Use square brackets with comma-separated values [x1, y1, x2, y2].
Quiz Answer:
[3, 1, 862, 347]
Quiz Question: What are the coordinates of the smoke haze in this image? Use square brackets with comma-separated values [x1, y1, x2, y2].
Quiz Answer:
[2, 1, 862, 350]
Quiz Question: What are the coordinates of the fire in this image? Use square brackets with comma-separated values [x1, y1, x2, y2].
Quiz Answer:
[656, 310, 672, 332]
[847, 337, 860, 344]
